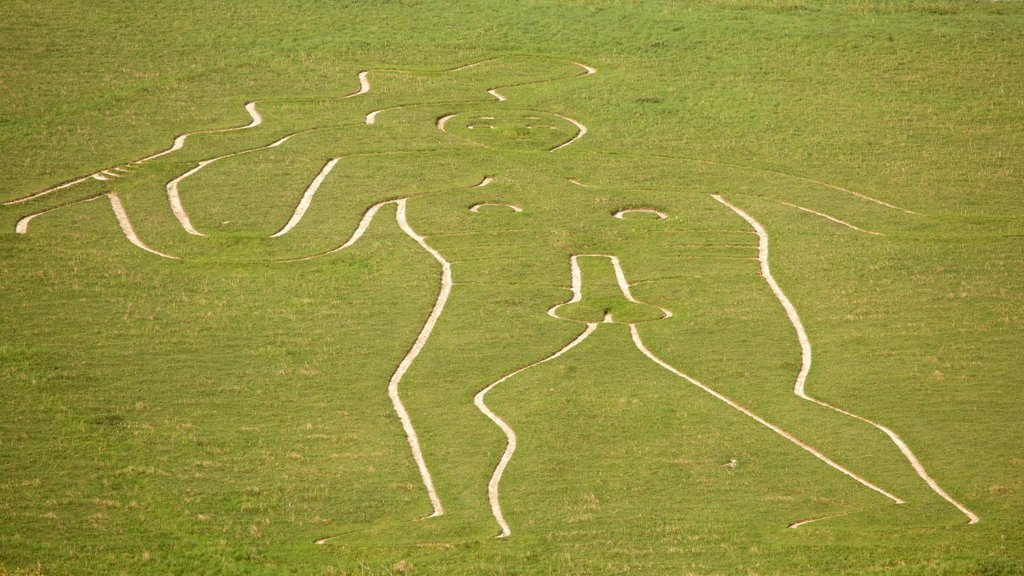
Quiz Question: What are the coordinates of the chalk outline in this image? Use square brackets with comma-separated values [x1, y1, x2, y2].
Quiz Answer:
[271, 157, 342, 237]
[475, 323, 598, 537]
[547, 254, 673, 323]
[613, 208, 667, 220]
[10, 57, 970, 540]
[629, 324, 904, 504]
[712, 194, 978, 524]
[770, 198, 882, 236]
[469, 202, 522, 213]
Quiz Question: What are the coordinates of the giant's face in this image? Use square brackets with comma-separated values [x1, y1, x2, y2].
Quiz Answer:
[438, 109, 583, 151]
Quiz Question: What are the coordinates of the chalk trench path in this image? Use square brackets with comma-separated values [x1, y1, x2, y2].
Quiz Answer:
[474, 323, 598, 538]
[362, 60, 593, 153]
[15, 195, 102, 234]
[3, 102, 263, 207]
[683, 157, 920, 216]
[167, 134, 294, 236]
[15, 192, 181, 262]
[770, 199, 881, 236]
[712, 194, 978, 524]
[271, 157, 341, 237]
[547, 254, 672, 322]
[629, 325, 903, 503]
[15, 58, 962, 535]
[470, 202, 521, 213]
[290, 198, 451, 522]
[434, 111, 589, 153]
[12, 58, 593, 530]
[107, 192, 179, 260]
[613, 208, 667, 220]
[485, 60, 596, 104]
[479, 254, 905, 537]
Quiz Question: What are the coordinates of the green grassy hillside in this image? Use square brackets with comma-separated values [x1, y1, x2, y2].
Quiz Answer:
[1, 1, 1022, 574]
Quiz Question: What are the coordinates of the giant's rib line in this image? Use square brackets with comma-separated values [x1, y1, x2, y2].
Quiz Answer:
[271, 158, 341, 237]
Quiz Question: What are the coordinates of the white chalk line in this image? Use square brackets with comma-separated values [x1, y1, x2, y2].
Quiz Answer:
[670, 155, 920, 215]
[573, 61, 597, 76]
[367, 100, 500, 126]
[771, 199, 882, 236]
[342, 59, 500, 102]
[613, 208, 667, 220]
[284, 175, 495, 262]
[573, 152, 919, 216]
[167, 134, 294, 236]
[392, 199, 450, 518]
[470, 203, 522, 213]
[15, 189, 179, 261]
[270, 158, 341, 237]
[475, 323, 598, 538]
[4, 102, 262, 207]
[712, 194, 978, 524]
[14, 195, 103, 234]
[434, 113, 492, 149]
[548, 254, 672, 322]
[387, 59, 500, 75]
[342, 71, 371, 99]
[548, 113, 588, 152]
[781, 173, 921, 216]
[283, 201, 389, 263]
[436, 114, 456, 131]
[138, 102, 263, 163]
[484, 61, 595, 104]
[292, 198, 450, 518]
[446, 59, 496, 72]
[107, 192, 179, 260]
[629, 325, 903, 504]
[3, 175, 91, 206]
[366, 105, 412, 125]
[788, 509, 864, 529]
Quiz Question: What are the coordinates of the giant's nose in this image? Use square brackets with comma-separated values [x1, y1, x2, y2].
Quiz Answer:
[548, 255, 671, 324]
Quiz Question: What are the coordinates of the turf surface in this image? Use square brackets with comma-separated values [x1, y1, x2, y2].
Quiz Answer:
[1, 1, 1022, 574]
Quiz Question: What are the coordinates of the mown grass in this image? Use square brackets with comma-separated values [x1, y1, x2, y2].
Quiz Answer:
[1, 1, 1022, 574]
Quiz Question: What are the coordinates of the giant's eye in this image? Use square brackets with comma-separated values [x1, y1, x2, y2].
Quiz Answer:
[466, 117, 496, 130]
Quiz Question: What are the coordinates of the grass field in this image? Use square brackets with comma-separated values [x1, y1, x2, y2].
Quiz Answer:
[1, 1, 1023, 574]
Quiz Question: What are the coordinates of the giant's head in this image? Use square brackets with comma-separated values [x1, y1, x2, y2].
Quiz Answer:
[438, 109, 585, 152]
